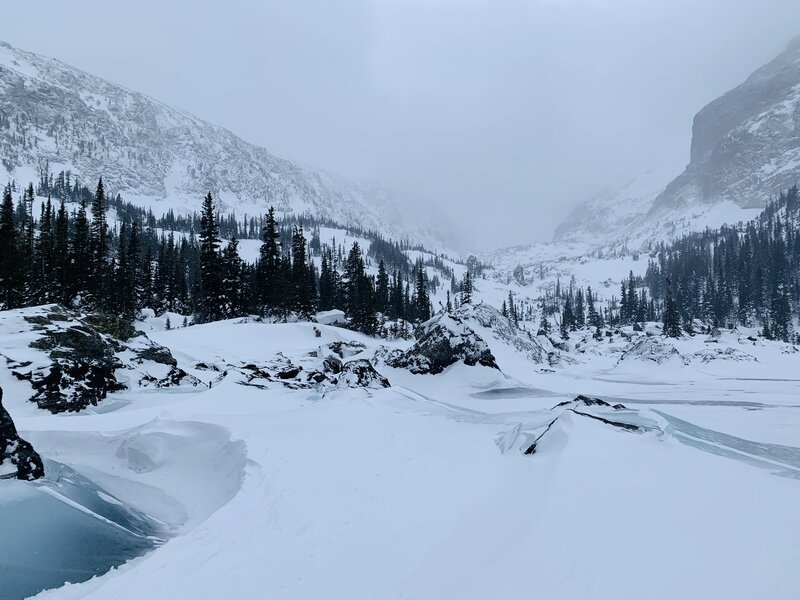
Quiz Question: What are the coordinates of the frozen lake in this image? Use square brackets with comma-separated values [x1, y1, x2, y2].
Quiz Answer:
[0, 461, 164, 600]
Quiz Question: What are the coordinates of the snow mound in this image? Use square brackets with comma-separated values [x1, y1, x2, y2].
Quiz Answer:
[692, 347, 757, 363]
[27, 418, 247, 531]
[617, 337, 688, 366]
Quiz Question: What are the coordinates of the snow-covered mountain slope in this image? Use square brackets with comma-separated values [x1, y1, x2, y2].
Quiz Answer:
[2, 308, 799, 600]
[0, 40, 436, 244]
[553, 166, 676, 245]
[554, 36, 800, 251]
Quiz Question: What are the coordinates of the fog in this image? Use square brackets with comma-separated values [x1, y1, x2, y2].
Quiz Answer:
[6, 1, 800, 250]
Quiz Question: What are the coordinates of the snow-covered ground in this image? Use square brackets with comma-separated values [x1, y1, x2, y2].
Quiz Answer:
[2, 309, 799, 600]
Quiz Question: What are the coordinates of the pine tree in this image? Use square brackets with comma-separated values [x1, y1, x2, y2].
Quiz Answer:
[290, 225, 315, 317]
[538, 300, 551, 336]
[0, 186, 20, 308]
[662, 277, 681, 338]
[343, 242, 377, 333]
[257, 206, 282, 313]
[197, 192, 224, 323]
[574, 287, 585, 328]
[222, 237, 245, 318]
[586, 286, 602, 328]
[21, 183, 35, 303]
[376, 259, 389, 315]
[460, 270, 473, 305]
[71, 197, 91, 300]
[414, 260, 431, 322]
[88, 179, 109, 309]
[318, 250, 335, 311]
[53, 199, 69, 302]
[561, 294, 575, 338]
[32, 198, 54, 303]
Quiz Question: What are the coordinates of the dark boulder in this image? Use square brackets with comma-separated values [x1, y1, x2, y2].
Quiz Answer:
[0, 388, 44, 480]
[323, 355, 343, 374]
[338, 360, 390, 389]
[277, 365, 303, 380]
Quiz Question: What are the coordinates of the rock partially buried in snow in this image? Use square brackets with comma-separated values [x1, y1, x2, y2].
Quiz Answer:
[553, 395, 626, 410]
[338, 360, 390, 389]
[6, 306, 199, 413]
[617, 337, 687, 366]
[0, 387, 44, 480]
[386, 309, 499, 375]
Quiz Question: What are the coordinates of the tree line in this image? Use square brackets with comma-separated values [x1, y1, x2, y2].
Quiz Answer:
[0, 179, 444, 334]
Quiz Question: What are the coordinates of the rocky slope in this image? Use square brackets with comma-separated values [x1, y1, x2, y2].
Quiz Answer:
[0, 40, 431, 242]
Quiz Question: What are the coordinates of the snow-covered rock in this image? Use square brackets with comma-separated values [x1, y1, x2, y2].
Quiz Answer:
[337, 359, 390, 390]
[459, 302, 546, 364]
[316, 310, 347, 326]
[0, 387, 44, 480]
[2, 305, 200, 413]
[617, 337, 688, 366]
[387, 309, 498, 374]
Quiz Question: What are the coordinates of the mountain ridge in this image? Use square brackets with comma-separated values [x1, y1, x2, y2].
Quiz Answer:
[0, 40, 440, 246]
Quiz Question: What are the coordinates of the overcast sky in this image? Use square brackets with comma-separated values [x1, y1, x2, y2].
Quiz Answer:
[5, 1, 800, 250]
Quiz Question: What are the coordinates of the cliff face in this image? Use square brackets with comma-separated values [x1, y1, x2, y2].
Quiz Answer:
[555, 36, 800, 248]
[652, 36, 800, 215]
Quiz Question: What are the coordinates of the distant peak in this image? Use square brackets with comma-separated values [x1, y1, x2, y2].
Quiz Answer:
[786, 33, 800, 52]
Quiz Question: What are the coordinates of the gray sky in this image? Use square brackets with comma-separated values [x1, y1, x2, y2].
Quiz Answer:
[5, 1, 800, 250]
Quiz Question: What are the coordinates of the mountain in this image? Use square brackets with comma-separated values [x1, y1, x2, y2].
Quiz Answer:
[555, 35, 800, 248]
[650, 35, 800, 217]
[0, 41, 434, 244]
[552, 167, 676, 245]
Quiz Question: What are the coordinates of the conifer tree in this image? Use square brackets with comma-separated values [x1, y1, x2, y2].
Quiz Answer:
[258, 207, 282, 312]
[70, 197, 90, 300]
[586, 286, 602, 328]
[53, 199, 69, 302]
[414, 260, 431, 322]
[574, 287, 585, 328]
[222, 236, 245, 318]
[0, 186, 20, 308]
[88, 179, 109, 309]
[662, 277, 681, 338]
[376, 259, 389, 315]
[197, 192, 224, 323]
[290, 225, 316, 317]
[460, 270, 473, 305]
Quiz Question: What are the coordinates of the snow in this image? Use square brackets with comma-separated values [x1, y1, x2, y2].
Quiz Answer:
[0, 307, 797, 600]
